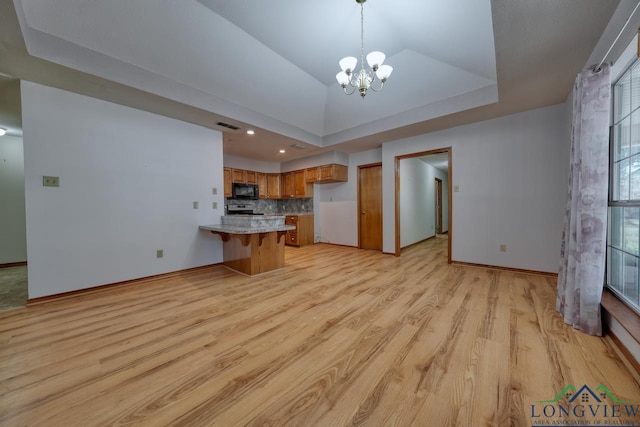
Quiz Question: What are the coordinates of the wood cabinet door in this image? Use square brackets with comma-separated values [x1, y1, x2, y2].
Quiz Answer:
[305, 167, 319, 182]
[282, 173, 294, 198]
[293, 170, 307, 196]
[257, 173, 267, 198]
[319, 165, 334, 181]
[232, 169, 246, 183]
[267, 174, 281, 198]
[223, 168, 232, 197]
[312, 164, 348, 183]
[245, 170, 257, 184]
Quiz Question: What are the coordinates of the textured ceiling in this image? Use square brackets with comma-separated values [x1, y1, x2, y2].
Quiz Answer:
[0, 0, 630, 161]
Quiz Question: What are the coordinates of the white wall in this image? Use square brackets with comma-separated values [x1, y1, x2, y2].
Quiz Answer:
[383, 104, 569, 272]
[400, 158, 433, 247]
[223, 153, 281, 173]
[281, 150, 349, 172]
[399, 158, 449, 247]
[22, 82, 224, 298]
[317, 148, 382, 246]
[0, 135, 27, 264]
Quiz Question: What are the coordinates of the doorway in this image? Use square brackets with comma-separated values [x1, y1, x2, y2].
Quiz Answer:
[0, 77, 28, 311]
[358, 163, 382, 250]
[395, 148, 452, 260]
[435, 177, 443, 234]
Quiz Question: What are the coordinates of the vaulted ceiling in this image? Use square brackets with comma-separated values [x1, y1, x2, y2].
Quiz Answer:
[0, 0, 628, 161]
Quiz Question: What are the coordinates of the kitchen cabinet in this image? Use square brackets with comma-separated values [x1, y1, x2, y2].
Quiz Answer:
[305, 167, 318, 182]
[223, 168, 232, 197]
[232, 169, 246, 183]
[281, 171, 313, 198]
[246, 170, 257, 184]
[267, 173, 281, 198]
[284, 215, 314, 247]
[256, 173, 267, 198]
[281, 172, 295, 197]
[319, 164, 348, 182]
[294, 170, 312, 197]
[305, 164, 348, 183]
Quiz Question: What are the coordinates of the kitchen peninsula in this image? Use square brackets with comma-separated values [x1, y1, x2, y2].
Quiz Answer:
[200, 215, 295, 276]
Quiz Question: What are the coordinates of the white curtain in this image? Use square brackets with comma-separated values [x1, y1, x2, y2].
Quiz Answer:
[557, 64, 611, 336]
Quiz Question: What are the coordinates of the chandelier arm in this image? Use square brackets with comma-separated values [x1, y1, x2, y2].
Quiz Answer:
[343, 85, 358, 96]
[369, 74, 385, 91]
[369, 81, 385, 92]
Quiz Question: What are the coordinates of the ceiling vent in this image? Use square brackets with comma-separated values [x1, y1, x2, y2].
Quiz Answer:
[291, 144, 307, 150]
[216, 121, 241, 131]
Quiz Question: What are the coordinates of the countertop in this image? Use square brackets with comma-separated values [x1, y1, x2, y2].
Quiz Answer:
[281, 212, 313, 216]
[199, 224, 295, 234]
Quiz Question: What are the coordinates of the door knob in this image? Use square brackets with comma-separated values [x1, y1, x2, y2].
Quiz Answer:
[361, 211, 366, 214]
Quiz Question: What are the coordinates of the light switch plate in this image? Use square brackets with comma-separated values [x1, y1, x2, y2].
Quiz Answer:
[193, 201, 199, 209]
[156, 249, 164, 258]
[213, 202, 218, 209]
[43, 176, 60, 187]
[454, 185, 459, 193]
[212, 187, 218, 195]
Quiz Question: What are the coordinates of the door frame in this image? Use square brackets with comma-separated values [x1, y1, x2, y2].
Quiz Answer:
[357, 162, 383, 249]
[435, 177, 443, 234]
[394, 147, 452, 262]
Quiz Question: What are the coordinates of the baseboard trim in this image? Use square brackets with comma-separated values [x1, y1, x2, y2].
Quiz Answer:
[315, 242, 358, 249]
[606, 330, 640, 374]
[601, 290, 640, 346]
[27, 263, 221, 306]
[0, 261, 27, 269]
[451, 261, 558, 277]
[400, 235, 436, 251]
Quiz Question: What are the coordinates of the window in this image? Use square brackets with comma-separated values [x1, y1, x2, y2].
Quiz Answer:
[607, 59, 640, 313]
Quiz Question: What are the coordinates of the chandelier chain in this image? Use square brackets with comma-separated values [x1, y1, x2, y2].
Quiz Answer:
[360, 2, 365, 70]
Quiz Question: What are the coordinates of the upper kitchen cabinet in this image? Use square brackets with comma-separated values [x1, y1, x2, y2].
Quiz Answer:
[305, 164, 348, 183]
[224, 167, 232, 197]
[294, 170, 312, 197]
[232, 169, 246, 183]
[245, 170, 257, 184]
[267, 173, 281, 198]
[256, 172, 267, 198]
[281, 171, 313, 198]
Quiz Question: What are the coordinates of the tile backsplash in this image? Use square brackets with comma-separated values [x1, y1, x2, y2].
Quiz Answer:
[225, 198, 313, 214]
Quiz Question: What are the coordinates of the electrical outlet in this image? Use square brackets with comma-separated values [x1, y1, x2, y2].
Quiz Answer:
[454, 185, 459, 193]
[156, 249, 163, 258]
[213, 201, 218, 209]
[212, 187, 218, 195]
[43, 176, 60, 187]
[193, 201, 199, 209]
[500, 244, 507, 253]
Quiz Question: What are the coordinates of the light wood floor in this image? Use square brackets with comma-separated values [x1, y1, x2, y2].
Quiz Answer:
[1, 237, 639, 426]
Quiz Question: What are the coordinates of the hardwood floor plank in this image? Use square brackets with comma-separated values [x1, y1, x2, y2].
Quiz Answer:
[0, 237, 638, 426]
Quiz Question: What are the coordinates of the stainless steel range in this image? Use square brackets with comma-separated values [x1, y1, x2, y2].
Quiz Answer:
[226, 203, 264, 215]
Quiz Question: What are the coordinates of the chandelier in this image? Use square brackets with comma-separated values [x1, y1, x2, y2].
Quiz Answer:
[336, 0, 393, 99]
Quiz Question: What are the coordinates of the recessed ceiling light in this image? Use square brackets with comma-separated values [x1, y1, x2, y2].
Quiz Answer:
[0, 128, 6, 136]
[279, 149, 286, 153]
[246, 129, 255, 135]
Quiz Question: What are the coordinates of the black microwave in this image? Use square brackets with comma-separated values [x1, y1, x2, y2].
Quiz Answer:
[232, 183, 259, 199]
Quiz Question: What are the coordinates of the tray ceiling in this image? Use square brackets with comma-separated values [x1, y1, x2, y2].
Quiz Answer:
[14, 0, 498, 144]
